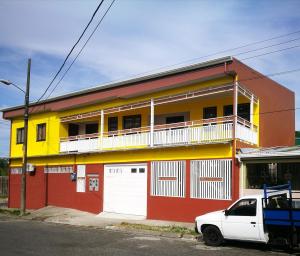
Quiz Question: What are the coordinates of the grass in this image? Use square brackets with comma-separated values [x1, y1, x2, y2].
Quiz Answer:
[0, 208, 30, 216]
[119, 222, 197, 236]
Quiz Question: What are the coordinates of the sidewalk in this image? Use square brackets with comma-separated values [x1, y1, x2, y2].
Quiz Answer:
[19, 206, 196, 239]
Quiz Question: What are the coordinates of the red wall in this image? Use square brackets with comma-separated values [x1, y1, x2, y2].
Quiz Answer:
[8, 166, 45, 209]
[9, 164, 103, 214]
[147, 160, 239, 222]
[9, 160, 239, 222]
[46, 164, 103, 214]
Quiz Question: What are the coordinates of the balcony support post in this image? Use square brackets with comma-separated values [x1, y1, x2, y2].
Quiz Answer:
[233, 81, 238, 140]
[250, 94, 254, 130]
[100, 109, 104, 150]
[150, 98, 154, 147]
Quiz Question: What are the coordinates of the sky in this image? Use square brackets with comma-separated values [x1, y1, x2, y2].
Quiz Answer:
[0, 0, 300, 157]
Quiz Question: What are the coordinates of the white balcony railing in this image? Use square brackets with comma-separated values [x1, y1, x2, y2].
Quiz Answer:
[60, 116, 258, 153]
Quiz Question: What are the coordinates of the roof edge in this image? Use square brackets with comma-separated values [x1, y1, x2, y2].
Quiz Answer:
[1, 56, 233, 113]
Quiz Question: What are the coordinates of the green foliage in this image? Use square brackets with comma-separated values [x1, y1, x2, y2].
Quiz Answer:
[296, 131, 300, 137]
[119, 222, 197, 236]
[0, 158, 9, 176]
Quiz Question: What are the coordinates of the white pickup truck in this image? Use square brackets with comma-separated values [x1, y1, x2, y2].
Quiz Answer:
[195, 184, 300, 248]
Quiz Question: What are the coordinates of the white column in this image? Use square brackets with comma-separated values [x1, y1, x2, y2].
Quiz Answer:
[150, 99, 154, 147]
[233, 81, 238, 139]
[250, 94, 254, 129]
[100, 110, 104, 150]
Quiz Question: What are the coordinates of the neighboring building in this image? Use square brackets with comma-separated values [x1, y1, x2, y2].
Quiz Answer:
[1, 56, 295, 222]
[296, 131, 300, 145]
[238, 146, 300, 196]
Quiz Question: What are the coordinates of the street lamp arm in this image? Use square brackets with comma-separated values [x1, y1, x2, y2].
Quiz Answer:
[0, 79, 26, 94]
[11, 82, 26, 94]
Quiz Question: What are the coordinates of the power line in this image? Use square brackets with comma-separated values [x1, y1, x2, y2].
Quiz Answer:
[35, 0, 105, 104]
[240, 44, 300, 60]
[238, 67, 300, 82]
[64, 29, 300, 85]
[45, 0, 116, 101]
[33, 27, 300, 105]
[43, 38, 300, 104]
[24, 65, 300, 116]
[234, 37, 300, 57]
[30, 0, 116, 114]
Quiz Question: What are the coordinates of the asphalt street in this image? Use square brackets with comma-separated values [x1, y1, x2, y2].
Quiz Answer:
[0, 216, 294, 256]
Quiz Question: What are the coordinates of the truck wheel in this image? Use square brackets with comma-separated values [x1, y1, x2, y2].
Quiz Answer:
[203, 226, 224, 246]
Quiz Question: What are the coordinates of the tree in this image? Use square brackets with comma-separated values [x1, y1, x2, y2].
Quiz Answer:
[0, 158, 8, 176]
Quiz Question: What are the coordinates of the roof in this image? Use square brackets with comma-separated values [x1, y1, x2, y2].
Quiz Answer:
[1, 56, 233, 113]
[238, 146, 300, 160]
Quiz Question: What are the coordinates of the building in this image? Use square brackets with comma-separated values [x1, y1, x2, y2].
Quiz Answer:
[2, 56, 295, 222]
[238, 146, 300, 196]
[296, 131, 300, 145]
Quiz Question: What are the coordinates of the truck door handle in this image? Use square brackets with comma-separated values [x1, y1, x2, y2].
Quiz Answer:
[250, 222, 256, 224]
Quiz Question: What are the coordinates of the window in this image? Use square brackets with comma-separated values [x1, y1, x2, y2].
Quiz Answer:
[123, 115, 141, 130]
[166, 116, 184, 124]
[151, 161, 185, 197]
[36, 123, 46, 141]
[223, 103, 250, 121]
[246, 162, 300, 190]
[191, 159, 232, 200]
[16, 128, 24, 144]
[108, 116, 118, 132]
[227, 199, 257, 216]
[223, 105, 233, 117]
[85, 123, 98, 134]
[68, 124, 79, 136]
[203, 106, 217, 119]
[131, 168, 137, 173]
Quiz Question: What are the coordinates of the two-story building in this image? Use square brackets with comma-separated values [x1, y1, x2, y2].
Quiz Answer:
[2, 56, 295, 222]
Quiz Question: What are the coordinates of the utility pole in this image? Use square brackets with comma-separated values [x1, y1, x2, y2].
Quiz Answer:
[20, 58, 31, 216]
[0, 59, 31, 216]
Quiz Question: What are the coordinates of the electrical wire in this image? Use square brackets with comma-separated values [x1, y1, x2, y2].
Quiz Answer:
[35, 0, 105, 104]
[45, 0, 116, 101]
[69, 29, 300, 85]
[240, 44, 300, 60]
[29, 0, 116, 114]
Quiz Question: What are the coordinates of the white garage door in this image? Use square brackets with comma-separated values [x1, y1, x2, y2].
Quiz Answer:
[104, 164, 147, 216]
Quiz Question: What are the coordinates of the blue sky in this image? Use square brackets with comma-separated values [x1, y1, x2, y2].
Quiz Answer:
[0, 0, 300, 157]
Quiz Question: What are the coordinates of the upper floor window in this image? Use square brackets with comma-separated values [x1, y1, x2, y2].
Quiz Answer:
[108, 116, 118, 132]
[68, 123, 79, 137]
[85, 123, 98, 134]
[123, 115, 141, 130]
[203, 106, 217, 119]
[16, 128, 24, 144]
[36, 123, 46, 141]
[223, 103, 250, 121]
[166, 115, 184, 124]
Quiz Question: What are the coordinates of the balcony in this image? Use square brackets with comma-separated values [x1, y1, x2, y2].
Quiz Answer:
[60, 116, 258, 153]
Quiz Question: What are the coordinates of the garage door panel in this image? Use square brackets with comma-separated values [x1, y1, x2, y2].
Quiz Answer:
[104, 164, 147, 216]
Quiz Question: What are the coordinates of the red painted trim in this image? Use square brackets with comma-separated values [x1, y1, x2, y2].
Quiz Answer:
[3, 65, 234, 118]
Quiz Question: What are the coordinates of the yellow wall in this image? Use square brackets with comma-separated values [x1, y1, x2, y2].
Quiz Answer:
[10, 143, 233, 167]
[9, 76, 258, 160]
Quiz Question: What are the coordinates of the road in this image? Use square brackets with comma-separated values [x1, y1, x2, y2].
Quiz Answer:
[0, 216, 292, 256]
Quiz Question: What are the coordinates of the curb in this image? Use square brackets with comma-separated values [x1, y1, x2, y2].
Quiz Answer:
[0, 212, 199, 241]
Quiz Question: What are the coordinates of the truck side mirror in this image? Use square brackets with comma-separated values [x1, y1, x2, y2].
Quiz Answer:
[224, 209, 229, 216]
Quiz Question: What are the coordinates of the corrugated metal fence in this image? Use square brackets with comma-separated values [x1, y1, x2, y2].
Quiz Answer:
[0, 176, 8, 197]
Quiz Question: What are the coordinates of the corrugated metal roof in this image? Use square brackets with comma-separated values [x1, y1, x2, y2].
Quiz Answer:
[1, 56, 233, 113]
[239, 146, 300, 159]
